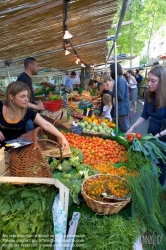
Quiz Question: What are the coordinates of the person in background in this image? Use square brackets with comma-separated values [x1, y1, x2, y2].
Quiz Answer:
[17, 57, 45, 111]
[101, 94, 112, 121]
[0, 81, 69, 149]
[89, 79, 102, 91]
[110, 63, 130, 133]
[135, 69, 143, 97]
[126, 70, 138, 118]
[93, 71, 102, 83]
[17, 57, 45, 131]
[63, 71, 76, 107]
[98, 72, 114, 116]
[153, 61, 159, 66]
[126, 65, 166, 186]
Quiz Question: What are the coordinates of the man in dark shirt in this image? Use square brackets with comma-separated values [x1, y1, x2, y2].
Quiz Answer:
[17, 57, 45, 110]
[17, 57, 45, 131]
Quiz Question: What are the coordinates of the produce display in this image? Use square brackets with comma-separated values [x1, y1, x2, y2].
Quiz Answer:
[74, 215, 139, 250]
[48, 94, 61, 100]
[85, 175, 130, 201]
[0, 184, 57, 249]
[51, 147, 99, 205]
[60, 132, 126, 165]
[2, 124, 166, 250]
[80, 114, 115, 134]
[128, 133, 166, 174]
[127, 167, 166, 250]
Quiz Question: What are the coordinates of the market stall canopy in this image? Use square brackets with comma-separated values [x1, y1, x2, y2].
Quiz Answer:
[0, 0, 119, 77]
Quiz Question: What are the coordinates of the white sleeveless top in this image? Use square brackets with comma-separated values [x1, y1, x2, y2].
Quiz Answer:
[129, 78, 137, 89]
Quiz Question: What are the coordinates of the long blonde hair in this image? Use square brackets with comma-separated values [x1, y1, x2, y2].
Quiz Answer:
[147, 66, 166, 108]
[4, 81, 30, 118]
[103, 94, 112, 108]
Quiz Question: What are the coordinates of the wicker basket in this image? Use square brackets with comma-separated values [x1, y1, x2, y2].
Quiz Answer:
[41, 113, 72, 132]
[9, 127, 62, 177]
[0, 147, 7, 176]
[81, 174, 131, 215]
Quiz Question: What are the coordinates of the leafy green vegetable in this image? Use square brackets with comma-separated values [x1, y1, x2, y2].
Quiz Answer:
[70, 147, 84, 163]
[127, 167, 166, 250]
[124, 151, 152, 172]
[57, 160, 72, 173]
[129, 136, 166, 175]
[0, 184, 58, 249]
[74, 215, 139, 250]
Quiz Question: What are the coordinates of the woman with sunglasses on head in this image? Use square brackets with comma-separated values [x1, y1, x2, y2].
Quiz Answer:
[126, 65, 166, 186]
[0, 81, 69, 150]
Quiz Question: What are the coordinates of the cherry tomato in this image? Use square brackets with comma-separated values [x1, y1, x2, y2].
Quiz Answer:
[135, 133, 142, 139]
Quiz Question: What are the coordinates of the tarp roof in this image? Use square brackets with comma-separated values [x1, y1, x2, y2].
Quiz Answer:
[0, 0, 119, 77]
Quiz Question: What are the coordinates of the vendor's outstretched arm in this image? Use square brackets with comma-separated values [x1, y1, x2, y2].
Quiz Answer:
[27, 102, 45, 111]
[126, 117, 145, 135]
[34, 113, 69, 149]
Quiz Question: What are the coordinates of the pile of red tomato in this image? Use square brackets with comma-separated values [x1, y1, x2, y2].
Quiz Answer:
[61, 132, 126, 166]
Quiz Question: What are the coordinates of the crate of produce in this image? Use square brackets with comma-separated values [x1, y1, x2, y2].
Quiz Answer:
[81, 174, 131, 215]
[43, 99, 62, 112]
[0, 176, 69, 249]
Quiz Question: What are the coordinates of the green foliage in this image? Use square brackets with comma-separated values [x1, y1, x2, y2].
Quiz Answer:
[0, 184, 57, 249]
[50, 158, 59, 170]
[74, 215, 139, 250]
[125, 151, 151, 172]
[61, 160, 72, 173]
[109, 0, 166, 58]
[70, 147, 84, 163]
[127, 167, 166, 249]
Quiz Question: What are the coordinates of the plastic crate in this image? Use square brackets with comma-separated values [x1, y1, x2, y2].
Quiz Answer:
[43, 99, 62, 111]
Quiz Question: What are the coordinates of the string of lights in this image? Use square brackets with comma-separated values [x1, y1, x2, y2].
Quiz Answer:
[62, 0, 87, 68]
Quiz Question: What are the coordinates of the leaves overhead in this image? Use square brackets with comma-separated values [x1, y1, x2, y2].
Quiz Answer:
[109, 0, 166, 60]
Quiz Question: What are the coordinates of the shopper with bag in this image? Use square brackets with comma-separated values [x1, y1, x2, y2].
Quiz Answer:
[126, 65, 166, 186]
[0, 81, 69, 149]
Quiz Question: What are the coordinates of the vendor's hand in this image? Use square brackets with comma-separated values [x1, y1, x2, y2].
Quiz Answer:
[0, 131, 5, 141]
[36, 102, 45, 111]
[61, 136, 69, 150]
[155, 133, 160, 138]
[125, 126, 134, 136]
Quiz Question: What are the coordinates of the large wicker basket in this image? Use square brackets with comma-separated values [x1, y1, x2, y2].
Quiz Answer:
[81, 174, 131, 215]
[9, 127, 62, 177]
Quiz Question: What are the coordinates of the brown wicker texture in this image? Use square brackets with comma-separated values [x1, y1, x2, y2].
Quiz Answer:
[0, 147, 7, 176]
[41, 113, 72, 132]
[9, 127, 62, 177]
[81, 174, 131, 215]
[40, 114, 62, 141]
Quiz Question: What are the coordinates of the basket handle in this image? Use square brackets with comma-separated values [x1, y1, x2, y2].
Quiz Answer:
[37, 139, 63, 172]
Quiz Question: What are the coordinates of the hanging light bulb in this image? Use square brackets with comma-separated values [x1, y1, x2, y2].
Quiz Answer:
[64, 48, 70, 55]
[63, 30, 73, 39]
[81, 63, 86, 68]
[75, 58, 80, 64]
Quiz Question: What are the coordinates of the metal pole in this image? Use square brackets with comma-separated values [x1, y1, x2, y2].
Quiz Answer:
[5, 62, 11, 84]
[106, 0, 128, 62]
[114, 40, 118, 135]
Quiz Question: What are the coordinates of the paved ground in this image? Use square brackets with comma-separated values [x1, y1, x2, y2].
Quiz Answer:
[130, 97, 149, 135]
